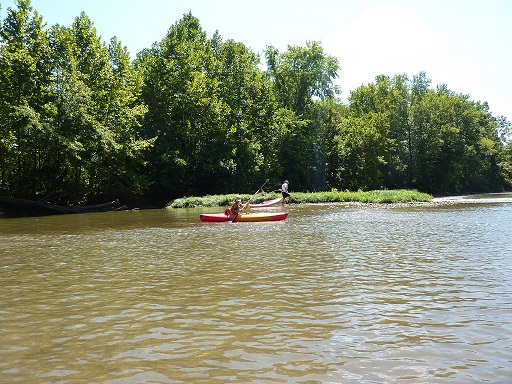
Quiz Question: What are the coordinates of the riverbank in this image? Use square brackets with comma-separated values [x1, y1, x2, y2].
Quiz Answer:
[432, 192, 512, 205]
[309, 192, 512, 209]
[166, 189, 434, 208]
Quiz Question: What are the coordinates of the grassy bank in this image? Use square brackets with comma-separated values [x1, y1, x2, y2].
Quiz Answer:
[166, 189, 433, 208]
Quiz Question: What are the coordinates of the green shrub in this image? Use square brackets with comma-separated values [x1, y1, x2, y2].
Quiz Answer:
[166, 189, 432, 208]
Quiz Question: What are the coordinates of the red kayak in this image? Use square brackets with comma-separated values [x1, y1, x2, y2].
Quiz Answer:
[200, 211, 288, 222]
[249, 197, 284, 208]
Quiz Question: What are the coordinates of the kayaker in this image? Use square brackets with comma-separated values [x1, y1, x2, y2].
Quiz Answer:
[280, 180, 290, 203]
[230, 195, 245, 214]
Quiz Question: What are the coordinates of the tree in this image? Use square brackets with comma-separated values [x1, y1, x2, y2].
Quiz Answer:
[212, 37, 283, 191]
[0, 1, 151, 202]
[337, 71, 509, 193]
[265, 41, 339, 115]
[348, 74, 410, 188]
[264, 41, 340, 190]
[136, 13, 293, 199]
[0, 0, 52, 197]
[408, 86, 505, 193]
[329, 112, 391, 190]
[136, 13, 227, 199]
[46, 13, 151, 201]
[305, 97, 347, 190]
[2, 3, 509, 203]
[496, 115, 511, 145]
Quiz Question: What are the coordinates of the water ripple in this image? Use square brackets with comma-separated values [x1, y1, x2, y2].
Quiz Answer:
[1, 204, 512, 382]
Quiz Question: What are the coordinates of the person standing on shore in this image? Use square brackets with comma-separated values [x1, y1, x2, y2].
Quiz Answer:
[280, 180, 290, 203]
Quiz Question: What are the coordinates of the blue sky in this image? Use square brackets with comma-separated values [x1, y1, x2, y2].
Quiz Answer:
[1, 0, 511, 118]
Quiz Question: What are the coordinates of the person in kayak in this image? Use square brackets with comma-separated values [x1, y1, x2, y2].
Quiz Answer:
[230, 195, 245, 214]
[280, 180, 290, 203]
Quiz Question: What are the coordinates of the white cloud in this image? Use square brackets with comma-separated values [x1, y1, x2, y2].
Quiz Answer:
[323, 2, 450, 99]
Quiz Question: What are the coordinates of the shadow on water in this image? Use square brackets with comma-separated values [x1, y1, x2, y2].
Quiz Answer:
[0, 207, 204, 235]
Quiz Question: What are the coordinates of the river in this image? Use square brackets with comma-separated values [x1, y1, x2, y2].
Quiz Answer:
[1, 194, 511, 383]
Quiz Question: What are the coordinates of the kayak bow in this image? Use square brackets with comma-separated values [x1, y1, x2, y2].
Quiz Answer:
[249, 197, 284, 208]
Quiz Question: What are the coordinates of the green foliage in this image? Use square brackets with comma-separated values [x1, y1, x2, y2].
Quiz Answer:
[0, 1, 151, 202]
[0, 2, 510, 209]
[291, 189, 432, 204]
[265, 41, 341, 191]
[135, 13, 307, 200]
[408, 86, 504, 193]
[0, 0, 52, 196]
[166, 189, 432, 208]
[329, 112, 393, 190]
[342, 72, 508, 194]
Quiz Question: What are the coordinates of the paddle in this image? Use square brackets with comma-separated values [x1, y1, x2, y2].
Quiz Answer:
[232, 180, 268, 222]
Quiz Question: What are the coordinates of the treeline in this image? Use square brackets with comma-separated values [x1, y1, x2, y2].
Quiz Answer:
[1, 1, 511, 206]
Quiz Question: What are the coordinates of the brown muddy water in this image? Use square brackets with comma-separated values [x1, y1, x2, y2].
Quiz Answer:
[1, 194, 511, 383]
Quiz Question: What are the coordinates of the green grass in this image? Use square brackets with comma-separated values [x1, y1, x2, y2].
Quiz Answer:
[166, 189, 433, 208]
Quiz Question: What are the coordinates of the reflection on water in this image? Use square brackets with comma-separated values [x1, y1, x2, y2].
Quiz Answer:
[1, 197, 512, 383]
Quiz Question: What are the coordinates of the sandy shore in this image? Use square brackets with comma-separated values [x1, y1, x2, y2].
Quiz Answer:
[313, 192, 512, 209]
[432, 193, 512, 205]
